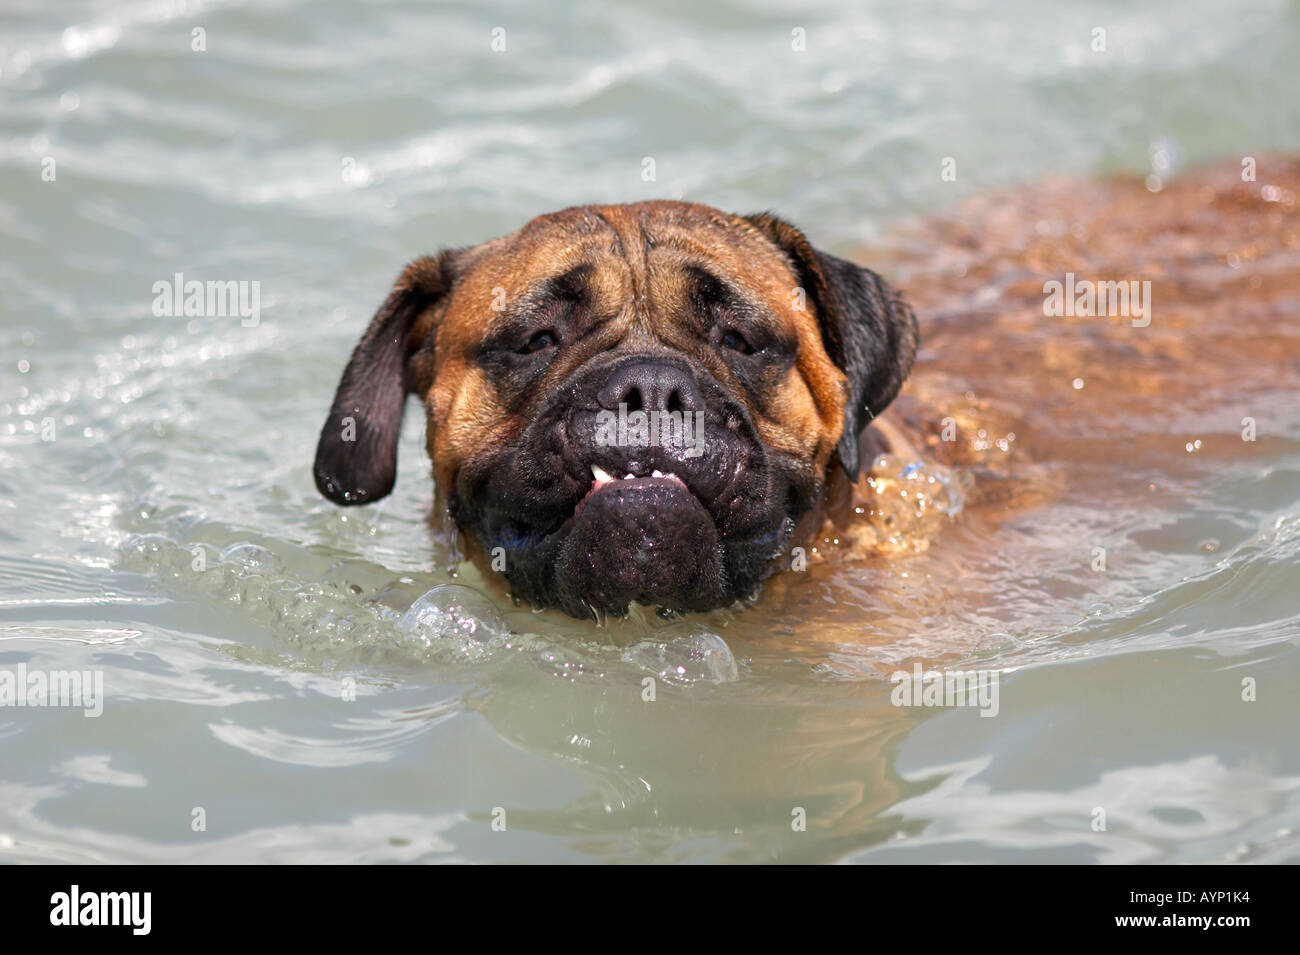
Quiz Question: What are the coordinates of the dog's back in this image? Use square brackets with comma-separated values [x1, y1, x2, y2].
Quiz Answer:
[768, 156, 1300, 659]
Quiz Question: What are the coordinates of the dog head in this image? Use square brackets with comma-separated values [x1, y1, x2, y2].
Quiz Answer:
[313, 202, 916, 618]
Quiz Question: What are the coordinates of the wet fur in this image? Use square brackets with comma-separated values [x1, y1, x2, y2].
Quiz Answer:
[313, 201, 917, 617]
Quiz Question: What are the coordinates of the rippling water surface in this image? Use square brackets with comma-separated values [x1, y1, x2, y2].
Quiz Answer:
[2, 0, 1299, 863]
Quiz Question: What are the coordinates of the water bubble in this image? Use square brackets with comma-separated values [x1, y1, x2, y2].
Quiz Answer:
[622, 628, 738, 684]
[123, 533, 169, 555]
[401, 585, 506, 661]
[119, 533, 173, 571]
[535, 644, 598, 682]
[220, 542, 284, 575]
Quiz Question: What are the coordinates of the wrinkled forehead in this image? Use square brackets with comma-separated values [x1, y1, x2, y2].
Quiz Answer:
[458, 202, 802, 310]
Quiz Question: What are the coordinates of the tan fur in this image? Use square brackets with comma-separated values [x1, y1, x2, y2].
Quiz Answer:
[421, 201, 853, 499]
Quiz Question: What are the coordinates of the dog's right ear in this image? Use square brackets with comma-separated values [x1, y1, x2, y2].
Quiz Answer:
[313, 253, 459, 506]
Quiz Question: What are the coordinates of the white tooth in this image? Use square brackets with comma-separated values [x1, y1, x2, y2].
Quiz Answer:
[624, 473, 635, 481]
[591, 464, 613, 484]
[652, 470, 663, 478]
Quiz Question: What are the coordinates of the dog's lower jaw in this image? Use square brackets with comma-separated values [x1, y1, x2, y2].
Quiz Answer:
[463, 517, 734, 621]
[443, 402, 826, 617]
[451, 485, 808, 620]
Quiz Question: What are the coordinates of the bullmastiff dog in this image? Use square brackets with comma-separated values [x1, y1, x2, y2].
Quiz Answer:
[313, 203, 917, 618]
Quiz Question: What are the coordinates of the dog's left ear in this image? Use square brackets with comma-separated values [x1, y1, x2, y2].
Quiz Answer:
[744, 213, 918, 480]
[313, 253, 459, 505]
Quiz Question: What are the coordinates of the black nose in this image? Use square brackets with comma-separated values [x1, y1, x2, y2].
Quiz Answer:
[597, 360, 703, 414]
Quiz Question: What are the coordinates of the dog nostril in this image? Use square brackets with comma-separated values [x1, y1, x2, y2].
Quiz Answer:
[598, 361, 701, 414]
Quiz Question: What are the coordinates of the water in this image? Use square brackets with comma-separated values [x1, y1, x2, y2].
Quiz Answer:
[2, 0, 1299, 863]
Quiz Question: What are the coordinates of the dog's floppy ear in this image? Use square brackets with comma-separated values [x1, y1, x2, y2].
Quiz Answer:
[744, 213, 918, 480]
[313, 253, 458, 505]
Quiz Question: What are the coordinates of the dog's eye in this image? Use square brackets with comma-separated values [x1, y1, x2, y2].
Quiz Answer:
[518, 330, 558, 355]
[720, 330, 754, 355]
